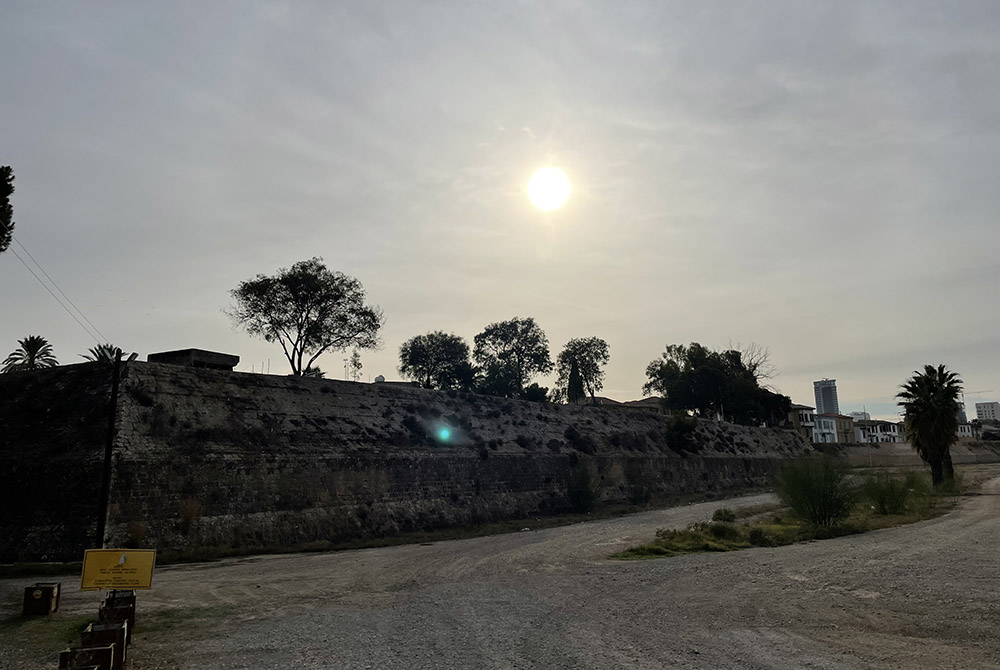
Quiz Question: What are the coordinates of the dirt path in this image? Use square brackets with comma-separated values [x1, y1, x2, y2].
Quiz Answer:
[4, 468, 1000, 669]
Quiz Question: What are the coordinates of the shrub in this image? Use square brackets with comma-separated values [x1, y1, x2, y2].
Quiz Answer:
[665, 415, 698, 454]
[712, 507, 736, 523]
[567, 463, 599, 513]
[774, 456, 854, 527]
[747, 526, 770, 546]
[860, 473, 910, 515]
[564, 425, 596, 454]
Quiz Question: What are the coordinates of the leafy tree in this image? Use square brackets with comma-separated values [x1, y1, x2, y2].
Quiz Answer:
[522, 382, 550, 403]
[398, 331, 471, 390]
[302, 366, 326, 378]
[897, 364, 963, 486]
[555, 337, 610, 404]
[473, 317, 553, 398]
[0, 166, 14, 254]
[644, 342, 789, 426]
[81, 343, 124, 365]
[2, 335, 58, 372]
[228, 257, 383, 376]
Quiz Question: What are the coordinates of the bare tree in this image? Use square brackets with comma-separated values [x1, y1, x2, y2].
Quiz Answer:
[728, 340, 777, 387]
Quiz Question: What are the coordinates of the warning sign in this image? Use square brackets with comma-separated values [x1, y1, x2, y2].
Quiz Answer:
[80, 549, 157, 591]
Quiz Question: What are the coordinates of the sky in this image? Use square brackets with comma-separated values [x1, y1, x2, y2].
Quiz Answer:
[2, 1, 999, 421]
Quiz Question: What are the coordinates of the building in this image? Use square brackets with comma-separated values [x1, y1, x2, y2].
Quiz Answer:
[855, 419, 904, 443]
[976, 402, 1000, 421]
[816, 413, 854, 444]
[957, 423, 973, 439]
[849, 411, 870, 422]
[813, 379, 840, 415]
[787, 403, 815, 443]
[814, 415, 837, 443]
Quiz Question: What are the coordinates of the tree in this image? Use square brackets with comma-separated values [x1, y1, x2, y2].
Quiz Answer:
[81, 343, 124, 365]
[348, 349, 363, 382]
[398, 331, 471, 390]
[2, 335, 58, 372]
[554, 337, 610, 404]
[522, 382, 550, 403]
[472, 317, 553, 398]
[728, 340, 776, 387]
[0, 166, 14, 254]
[897, 364, 963, 486]
[228, 258, 383, 376]
[302, 366, 326, 378]
[644, 342, 790, 426]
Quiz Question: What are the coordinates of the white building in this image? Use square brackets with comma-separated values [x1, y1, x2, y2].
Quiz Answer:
[855, 419, 904, 443]
[849, 411, 870, 422]
[814, 415, 837, 443]
[976, 402, 1000, 421]
[957, 424, 973, 439]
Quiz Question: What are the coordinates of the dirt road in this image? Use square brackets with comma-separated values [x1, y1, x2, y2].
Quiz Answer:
[5, 469, 999, 669]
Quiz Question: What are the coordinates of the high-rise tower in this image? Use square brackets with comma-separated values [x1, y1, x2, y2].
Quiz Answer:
[814, 379, 840, 415]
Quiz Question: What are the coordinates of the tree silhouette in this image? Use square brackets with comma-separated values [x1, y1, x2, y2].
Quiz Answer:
[2, 335, 58, 372]
[398, 331, 471, 390]
[555, 337, 609, 404]
[81, 343, 123, 365]
[897, 364, 963, 486]
[473, 317, 553, 398]
[228, 258, 383, 376]
[0, 166, 14, 254]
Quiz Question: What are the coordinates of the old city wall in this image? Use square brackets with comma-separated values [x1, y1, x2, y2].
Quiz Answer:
[0, 364, 110, 562]
[2, 362, 812, 562]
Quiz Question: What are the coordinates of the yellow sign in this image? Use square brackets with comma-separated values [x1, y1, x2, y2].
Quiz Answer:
[81, 549, 157, 591]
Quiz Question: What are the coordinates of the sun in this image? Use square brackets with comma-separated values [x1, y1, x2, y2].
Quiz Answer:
[527, 167, 571, 211]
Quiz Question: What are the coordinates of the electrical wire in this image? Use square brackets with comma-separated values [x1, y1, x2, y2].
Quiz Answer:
[8, 240, 104, 345]
[13, 237, 111, 342]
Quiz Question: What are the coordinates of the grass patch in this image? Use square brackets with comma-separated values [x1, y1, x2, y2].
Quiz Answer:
[614, 468, 965, 561]
[0, 612, 94, 660]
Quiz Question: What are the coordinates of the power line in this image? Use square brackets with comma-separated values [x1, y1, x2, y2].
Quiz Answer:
[8, 241, 104, 345]
[14, 237, 111, 343]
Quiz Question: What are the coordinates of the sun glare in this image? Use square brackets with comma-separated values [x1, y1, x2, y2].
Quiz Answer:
[528, 167, 571, 211]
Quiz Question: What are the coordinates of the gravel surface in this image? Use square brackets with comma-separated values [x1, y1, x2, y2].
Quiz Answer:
[4, 468, 1000, 669]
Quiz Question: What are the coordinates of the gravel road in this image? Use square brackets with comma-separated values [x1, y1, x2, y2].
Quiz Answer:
[5, 468, 999, 669]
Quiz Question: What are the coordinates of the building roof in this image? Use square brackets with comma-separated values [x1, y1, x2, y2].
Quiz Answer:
[790, 403, 815, 410]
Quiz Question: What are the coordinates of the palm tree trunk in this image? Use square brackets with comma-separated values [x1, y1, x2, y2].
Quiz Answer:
[929, 459, 945, 487]
[942, 448, 955, 483]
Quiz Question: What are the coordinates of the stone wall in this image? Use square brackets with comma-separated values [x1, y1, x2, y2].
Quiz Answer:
[0, 364, 111, 562]
[1, 362, 812, 562]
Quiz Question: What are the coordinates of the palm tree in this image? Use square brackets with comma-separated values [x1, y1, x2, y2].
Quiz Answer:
[81, 343, 122, 365]
[897, 364, 963, 486]
[2, 335, 59, 373]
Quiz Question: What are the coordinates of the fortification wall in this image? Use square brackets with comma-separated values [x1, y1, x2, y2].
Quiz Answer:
[1, 362, 812, 562]
[104, 363, 809, 557]
[0, 364, 111, 562]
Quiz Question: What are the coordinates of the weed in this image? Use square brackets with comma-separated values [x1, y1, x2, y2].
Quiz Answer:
[860, 472, 910, 515]
[712, 507, 736, 523]
[774, 456, 854, 527]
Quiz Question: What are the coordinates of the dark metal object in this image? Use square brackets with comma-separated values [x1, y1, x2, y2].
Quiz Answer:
[21, 582, 60, 615]
[80, 622, 127, 670]
[58, 644, 115, 670]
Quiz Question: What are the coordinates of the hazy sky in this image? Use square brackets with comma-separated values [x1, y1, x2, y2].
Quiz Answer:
[3, 1, 999, 420]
